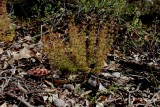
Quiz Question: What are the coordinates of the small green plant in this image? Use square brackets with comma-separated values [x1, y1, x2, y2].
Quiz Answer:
[42, 19, 113, 73]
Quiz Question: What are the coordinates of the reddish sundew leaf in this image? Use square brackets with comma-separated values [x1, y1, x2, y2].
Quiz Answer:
[27, 68, 50, 77]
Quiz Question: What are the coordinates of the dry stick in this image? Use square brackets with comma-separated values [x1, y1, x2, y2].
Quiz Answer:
[26, 89, 57, 94]
[7, 93, 33, 107]
[0, 70, 14, 92]
[128, 83, 141, 106]
[17, 81, 28, 94]
[0, 67, 16, 92]
[144, 90, 160, 107]
[91, 74, 110, 83]
[105, 98, 122, 103]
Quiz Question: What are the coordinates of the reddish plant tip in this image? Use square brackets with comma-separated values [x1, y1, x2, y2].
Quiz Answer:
[27, 68, 51, 77]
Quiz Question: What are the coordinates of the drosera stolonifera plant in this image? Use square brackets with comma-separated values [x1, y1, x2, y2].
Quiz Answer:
[0, 0, 15, 42]
[0, 16, 15, 42]
[42, 18, 113, 73]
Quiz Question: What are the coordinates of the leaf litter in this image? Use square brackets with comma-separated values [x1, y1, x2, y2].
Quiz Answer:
[0, 20, 160, 107]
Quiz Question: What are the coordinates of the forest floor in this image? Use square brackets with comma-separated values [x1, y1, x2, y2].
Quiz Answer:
[0, 18, 160, 107]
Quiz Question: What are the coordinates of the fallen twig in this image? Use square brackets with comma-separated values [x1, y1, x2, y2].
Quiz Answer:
[144, 90, 160, 107]
[7, 93, 33, 107]
[128, 83, 141, 106]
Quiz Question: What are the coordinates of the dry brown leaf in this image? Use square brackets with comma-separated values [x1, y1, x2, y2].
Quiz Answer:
[98, 95, 107, 102]
[103, 60, 108, 67]
[22, 43, 29, 47]
[0, 48, 4, 54]
[12, 52, 20, 60]
[8, 47, 32, 64]
[117, 76, 130, 84]
[105, 61, 120, 71]
[80, 90, 92, 97]
[0, 102, 7, 107]
[19, 47, 31, 59]
[99, 83, 107, 92]
[24, 36, 32, 41]
[68, 74, 78, 81]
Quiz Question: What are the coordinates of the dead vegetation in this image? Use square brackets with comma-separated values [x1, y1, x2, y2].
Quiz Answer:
[0, 0, 160, 107]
